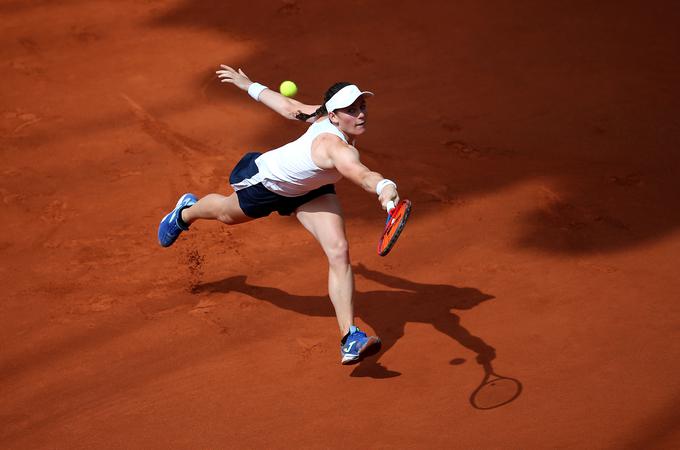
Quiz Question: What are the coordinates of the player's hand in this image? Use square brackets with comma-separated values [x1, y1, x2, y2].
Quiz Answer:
[216, 65, 252, 91]
[379, 185, 399, 212]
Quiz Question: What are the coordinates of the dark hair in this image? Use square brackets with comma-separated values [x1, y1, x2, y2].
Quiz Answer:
[295, 81, 353, 121]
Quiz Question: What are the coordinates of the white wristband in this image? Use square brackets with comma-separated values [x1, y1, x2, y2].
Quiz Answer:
[248, 82, 267, 101]
[376, 179, 397, 196]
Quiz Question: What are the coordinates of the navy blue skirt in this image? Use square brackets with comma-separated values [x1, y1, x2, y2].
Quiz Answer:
[229, 152, 336, 218]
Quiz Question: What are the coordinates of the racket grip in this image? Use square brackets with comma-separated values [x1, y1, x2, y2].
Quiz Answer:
[386, 200, 396, 213]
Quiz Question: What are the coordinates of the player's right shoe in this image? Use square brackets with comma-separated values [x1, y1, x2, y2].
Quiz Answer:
[340, 327, 381, 365]
[158, 193, 197, 247]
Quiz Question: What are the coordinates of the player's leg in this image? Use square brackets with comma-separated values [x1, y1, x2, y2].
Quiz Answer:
[159, 151, 264, 247]
[295, 193, 353, 335]
[181, 192, 252, 225]
[158, 192, 252, 247]
[295, 193, 381, 364]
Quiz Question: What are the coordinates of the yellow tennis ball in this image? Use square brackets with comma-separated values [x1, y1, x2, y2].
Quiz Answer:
[279, 80, 298, 97]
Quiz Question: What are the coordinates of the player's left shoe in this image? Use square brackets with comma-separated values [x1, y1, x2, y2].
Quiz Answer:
[158, 193, 197, 247]
[340, 327, 381, 365]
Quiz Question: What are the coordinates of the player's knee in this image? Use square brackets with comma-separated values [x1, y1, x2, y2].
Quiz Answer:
[325, 238, 349, 266]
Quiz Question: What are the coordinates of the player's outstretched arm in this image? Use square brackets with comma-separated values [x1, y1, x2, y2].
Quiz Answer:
[323, 136, 400, 210]
[216, 65, 319, 122]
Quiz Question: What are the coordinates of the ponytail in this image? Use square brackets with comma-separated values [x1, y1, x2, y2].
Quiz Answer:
[295, 105, 326, 121]
[294, 81, 353, 122]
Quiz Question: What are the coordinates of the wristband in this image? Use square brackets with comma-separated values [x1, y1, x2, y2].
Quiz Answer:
[247, 82, 268, 101]
[376, 179, 397, 196]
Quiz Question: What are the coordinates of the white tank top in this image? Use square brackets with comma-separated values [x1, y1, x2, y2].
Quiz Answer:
[231, 118, 347, 197]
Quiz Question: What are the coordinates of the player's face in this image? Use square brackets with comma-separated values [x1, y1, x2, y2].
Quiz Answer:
[330, 96, 368, 136]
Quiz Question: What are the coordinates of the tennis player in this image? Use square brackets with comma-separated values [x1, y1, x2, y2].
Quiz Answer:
[158, 65, 400, 364]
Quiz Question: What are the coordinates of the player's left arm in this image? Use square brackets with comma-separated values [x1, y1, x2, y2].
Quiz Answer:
[216, 65, 319, 122]
[259, 90, 320, 122]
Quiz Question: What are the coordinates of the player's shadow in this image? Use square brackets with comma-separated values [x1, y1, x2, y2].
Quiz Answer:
[196, 264, 497, 380]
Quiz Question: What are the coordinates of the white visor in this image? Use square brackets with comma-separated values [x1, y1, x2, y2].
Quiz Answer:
[325, 84, 374, 113]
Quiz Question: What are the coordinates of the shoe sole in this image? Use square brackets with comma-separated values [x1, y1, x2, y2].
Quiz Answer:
[341, 336, 382, 365]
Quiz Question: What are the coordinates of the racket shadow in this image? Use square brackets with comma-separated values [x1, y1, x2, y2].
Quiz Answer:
[196, 266, 518, 394]
[469, 361, 523, 410]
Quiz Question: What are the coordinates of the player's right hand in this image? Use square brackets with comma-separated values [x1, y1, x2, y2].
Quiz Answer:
[379, 185, 399, 212]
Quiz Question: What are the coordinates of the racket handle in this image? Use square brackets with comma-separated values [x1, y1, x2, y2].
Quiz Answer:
[386, 200, 396, 213]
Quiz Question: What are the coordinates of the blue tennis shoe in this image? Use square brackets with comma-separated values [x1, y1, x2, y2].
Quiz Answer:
[340, 326, 381, 365]
[158, 193, 197, 247]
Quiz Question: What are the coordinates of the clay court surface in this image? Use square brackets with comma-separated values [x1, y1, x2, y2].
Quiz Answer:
[2, 1, 680, 448]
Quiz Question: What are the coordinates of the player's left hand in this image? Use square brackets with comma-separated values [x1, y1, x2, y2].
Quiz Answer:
[216, 65, 252, 91]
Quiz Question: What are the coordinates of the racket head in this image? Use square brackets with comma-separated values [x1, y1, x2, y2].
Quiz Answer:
[377, 199, 412, 256]
[469, 373, 523, 410]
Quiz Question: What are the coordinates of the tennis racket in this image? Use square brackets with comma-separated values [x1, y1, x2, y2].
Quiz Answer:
[469, 367, 523, 410]
[377, 199, 412, 256]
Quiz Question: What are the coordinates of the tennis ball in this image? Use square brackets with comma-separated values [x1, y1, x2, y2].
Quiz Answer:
[279, 80, 298, 97]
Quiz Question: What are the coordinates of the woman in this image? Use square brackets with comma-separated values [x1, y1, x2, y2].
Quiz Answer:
[158, 65, 401, 365]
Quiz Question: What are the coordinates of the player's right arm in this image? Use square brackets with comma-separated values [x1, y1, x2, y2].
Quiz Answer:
[216, 65, 319, 122]
[318, 135, 399, 210]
